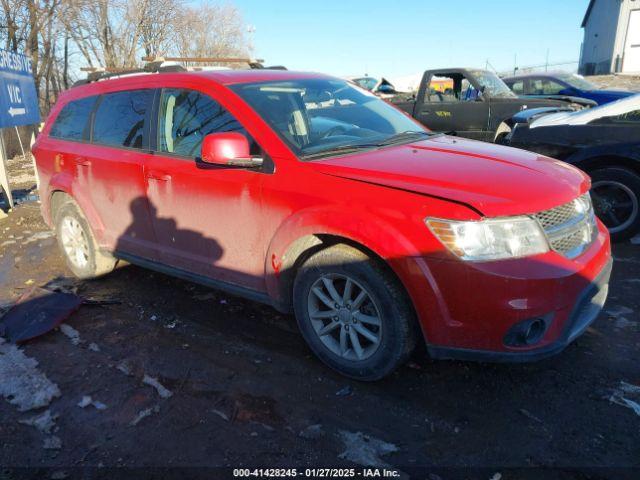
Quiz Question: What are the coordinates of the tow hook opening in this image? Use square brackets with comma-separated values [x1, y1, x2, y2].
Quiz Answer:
[504, 315, 553, 347]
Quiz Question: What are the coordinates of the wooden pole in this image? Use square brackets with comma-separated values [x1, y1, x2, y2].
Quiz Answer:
[30, 125, 40, 190]
[0, 129, 14, 209]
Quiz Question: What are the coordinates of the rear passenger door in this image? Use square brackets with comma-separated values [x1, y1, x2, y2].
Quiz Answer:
[81, 89, 158, 257]
[144, 88, 268, 292]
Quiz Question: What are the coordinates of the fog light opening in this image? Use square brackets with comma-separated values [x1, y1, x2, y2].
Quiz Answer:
[504, 315, 552, 347]
[523, 318, 545, 345]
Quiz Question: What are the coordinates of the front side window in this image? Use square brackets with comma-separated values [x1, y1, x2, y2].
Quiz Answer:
[50, 96, 97, 141]
[468, 70, 516, 98]
[158, 89, 247, 158]
[92, 89, 153, 149]
[231, 78, 430, 159]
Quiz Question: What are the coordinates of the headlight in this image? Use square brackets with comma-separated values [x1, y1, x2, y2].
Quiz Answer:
[426, 216, 549, 261]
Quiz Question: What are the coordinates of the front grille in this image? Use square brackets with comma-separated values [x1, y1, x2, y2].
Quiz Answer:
[533, 194, 598, 259]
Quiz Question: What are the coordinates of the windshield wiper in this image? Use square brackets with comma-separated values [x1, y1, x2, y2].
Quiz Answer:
[302, 131, 438, 160]
[302, 143, 380, 160]
[375, 130, 434, 146]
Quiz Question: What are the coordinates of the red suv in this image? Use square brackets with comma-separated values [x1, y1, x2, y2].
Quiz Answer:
[33, 69, 612, 380]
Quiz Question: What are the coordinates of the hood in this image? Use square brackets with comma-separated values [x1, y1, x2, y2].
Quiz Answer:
[310, 135, 589, 217]
[590, 89, 633, 98]
[530, 93, 640, 129]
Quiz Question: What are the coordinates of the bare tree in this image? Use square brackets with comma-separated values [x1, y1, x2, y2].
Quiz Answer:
[0, 0, 251, 114]
[171, 3, 249, 61]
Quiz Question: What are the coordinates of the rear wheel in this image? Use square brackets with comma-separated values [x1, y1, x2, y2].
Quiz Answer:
[590, 168, 640, 242]
[54, 197, 117, 279]
[293, 244, 417, 381]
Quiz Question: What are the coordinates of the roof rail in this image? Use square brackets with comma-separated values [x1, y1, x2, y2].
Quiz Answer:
[141, 56, 265, 68]
[72, 56, 286, 87]
[72, 62, 186, 87]
[141, 56, 287, 70]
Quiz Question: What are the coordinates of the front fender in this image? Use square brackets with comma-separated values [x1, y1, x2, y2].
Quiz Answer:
[264, 206, 453, 342]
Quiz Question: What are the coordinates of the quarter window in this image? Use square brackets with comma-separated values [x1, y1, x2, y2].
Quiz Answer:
[158, 89, 247, 158]
[92, 90, 153, 149]
[50, 96, 97, 141]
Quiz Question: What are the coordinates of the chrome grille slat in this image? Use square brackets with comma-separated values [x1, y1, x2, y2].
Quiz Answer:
[533, 194, 597, 259]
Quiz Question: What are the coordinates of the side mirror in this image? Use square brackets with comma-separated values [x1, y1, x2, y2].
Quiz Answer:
[201, 132, 263, 168]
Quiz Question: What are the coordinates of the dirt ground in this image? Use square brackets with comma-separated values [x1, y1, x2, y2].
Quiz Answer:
[1, 196, 639, 478]
[1, 84, 639, 477]
[588, 74, 640, 91]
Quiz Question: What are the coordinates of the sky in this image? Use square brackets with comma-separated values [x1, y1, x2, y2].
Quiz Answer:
[231, 0, 589, 79]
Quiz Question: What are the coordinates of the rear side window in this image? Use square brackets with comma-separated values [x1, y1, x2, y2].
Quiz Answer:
[49, 96, 97, 141]
[92, 90, 153, 149]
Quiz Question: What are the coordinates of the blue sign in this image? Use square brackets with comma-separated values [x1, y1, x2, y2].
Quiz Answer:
[0, 49, 40, 128]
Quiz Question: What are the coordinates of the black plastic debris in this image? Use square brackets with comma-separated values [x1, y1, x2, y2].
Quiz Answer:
[0, 287, 82, 343]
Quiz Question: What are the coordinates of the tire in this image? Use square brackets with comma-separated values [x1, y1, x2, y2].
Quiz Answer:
[293, 243, 418, 381]
[53, 197, 117, 279]
[589, 167, 640, 242]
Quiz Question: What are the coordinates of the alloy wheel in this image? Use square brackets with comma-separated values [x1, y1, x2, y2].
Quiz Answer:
[60, 216, 90, 269]
[307, 274, 382, 361]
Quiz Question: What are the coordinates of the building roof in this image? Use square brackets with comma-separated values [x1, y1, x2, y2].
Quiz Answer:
[581, 0, 595, 28]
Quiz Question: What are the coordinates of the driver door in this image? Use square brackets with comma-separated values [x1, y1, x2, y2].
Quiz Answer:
[144, 88, 269, 291]
[414, 73, 490, 139]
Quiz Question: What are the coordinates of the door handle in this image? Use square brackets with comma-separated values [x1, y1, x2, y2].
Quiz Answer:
[147, 171, 171, 182]
[75, 157, 91, 167]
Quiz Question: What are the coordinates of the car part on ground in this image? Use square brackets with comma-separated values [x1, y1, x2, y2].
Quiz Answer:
[32, 68, 611, 379]
[503, 95, 640, 241]
[0, 287, 82, 343]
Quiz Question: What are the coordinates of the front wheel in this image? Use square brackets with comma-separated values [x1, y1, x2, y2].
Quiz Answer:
[590, 168, 640, 242]
[293, 244, 417, 381]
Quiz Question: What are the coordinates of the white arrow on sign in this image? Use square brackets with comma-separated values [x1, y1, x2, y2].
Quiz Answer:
[8, 106, 26, 116]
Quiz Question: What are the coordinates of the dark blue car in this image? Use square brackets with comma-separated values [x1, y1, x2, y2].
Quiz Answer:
[502, 72, 633, 106]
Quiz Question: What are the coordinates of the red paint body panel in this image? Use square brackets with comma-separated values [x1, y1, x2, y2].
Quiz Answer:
[32, 69, 612, 358]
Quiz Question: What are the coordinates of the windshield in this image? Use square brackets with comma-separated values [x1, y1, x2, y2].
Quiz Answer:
[230, 78, 429, 159]
[555, 73, 596, 90]
[469, 70, 516, 98]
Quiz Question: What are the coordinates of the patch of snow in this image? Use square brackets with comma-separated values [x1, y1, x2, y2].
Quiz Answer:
[19, 409, 58, 434]
[77, 395, 107, 410]
[338, 430, 399, 468]
[23, 231, 54, 245]
[142, 374, 173, 399]
[609, 381, 640, 417]
[0, 341, 61, 411]
[129, 405, 160, 426]
[116, 360, 132, 376]
[59, 324, 81, 345]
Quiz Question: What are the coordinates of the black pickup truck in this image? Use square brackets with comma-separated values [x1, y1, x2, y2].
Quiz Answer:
[390, 68, 581, 142]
